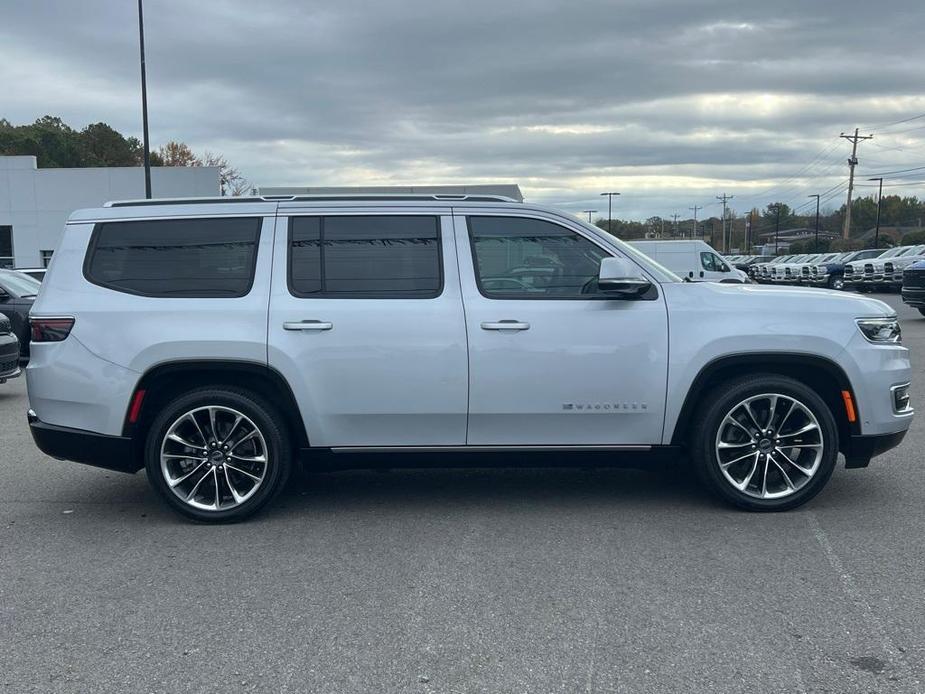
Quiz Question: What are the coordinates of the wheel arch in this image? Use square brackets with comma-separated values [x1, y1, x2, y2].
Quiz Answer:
[670, 353, 859, 450]
[124, 360, 309, 454]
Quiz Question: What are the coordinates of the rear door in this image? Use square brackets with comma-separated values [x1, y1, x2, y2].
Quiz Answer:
[268, 206, 468, 447]
[455, 211, 668, 446]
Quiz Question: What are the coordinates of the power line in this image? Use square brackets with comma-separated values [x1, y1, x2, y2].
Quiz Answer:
[863, 112, 925, 131]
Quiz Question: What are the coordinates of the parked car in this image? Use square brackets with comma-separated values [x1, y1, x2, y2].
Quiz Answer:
[735, 255, 773, 273]
[629, 240, 749, 282]
[807, 249, 883, 290]
[794, 253, 840, 284]
[26, 195, 912, 521]
[0, 314, 21, 384]
[770, 254, 812, 283]
[0, 269, 40, 360]
[753, 255, 795, 283]
[901, 260, 925, 316]
[13, 268, 47, 282]
[844, 245, 925, 291]
[876, 245, 925, 291]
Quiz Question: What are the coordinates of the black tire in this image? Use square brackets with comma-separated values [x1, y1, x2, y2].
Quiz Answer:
[144, 387, 292, 522]
[690, 374, 839, 511]
[827, 274, 844, 290]
[918, 308, 925, 317]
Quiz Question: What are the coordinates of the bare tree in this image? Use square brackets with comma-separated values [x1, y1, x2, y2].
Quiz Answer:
[154, 140, 250, 196]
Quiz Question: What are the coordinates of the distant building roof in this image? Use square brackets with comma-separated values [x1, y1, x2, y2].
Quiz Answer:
[255, 183, 524, 202]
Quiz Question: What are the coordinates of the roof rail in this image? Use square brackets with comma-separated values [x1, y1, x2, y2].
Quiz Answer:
[104, 193, 519, 208]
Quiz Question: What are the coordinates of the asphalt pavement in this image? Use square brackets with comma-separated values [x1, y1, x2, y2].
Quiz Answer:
[2, 293, 924, 693]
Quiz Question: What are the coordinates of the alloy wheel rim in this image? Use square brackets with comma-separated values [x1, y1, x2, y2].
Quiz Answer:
[714, 393, 824, 499]
[160, 406, 269, 511]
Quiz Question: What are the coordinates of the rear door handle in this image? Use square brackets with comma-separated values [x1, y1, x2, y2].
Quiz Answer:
[481, 320, 530, 331]
[283, 320, 333, 331]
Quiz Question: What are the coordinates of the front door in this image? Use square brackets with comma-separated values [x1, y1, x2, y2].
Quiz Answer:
[456, 212, 669, 446]
[268, 210, 468, 447]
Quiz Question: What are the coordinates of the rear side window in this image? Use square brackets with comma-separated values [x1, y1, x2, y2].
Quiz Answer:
[289, 216, 442, 298]
[85, 217, 261, 297]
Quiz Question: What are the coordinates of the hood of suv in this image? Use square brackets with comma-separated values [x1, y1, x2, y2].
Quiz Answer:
[663, 280, 894, 317]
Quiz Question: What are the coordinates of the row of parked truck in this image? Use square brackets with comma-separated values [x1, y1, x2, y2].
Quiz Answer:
[727, 245, 925, 315]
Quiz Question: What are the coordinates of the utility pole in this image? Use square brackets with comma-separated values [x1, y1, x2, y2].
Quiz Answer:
[137, 0, 152, 199]
[600, 192, 619, 235]
[869, 177, 884, 250]
[808, 194, 821, 253]
[582, 210, 597, 224]
[716, 194, 733, 252]
[671, 213, 680, 236]
[772, 204, 782, 254]
[840, 128, 873, 239]
[745, 213, 752, 252]
[689, 205, 702, 239]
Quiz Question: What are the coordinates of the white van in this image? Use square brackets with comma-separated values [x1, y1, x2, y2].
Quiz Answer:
[630, 240, 749, 283]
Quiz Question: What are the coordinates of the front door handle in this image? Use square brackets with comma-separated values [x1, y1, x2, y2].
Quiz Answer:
[481, 320, 530, 331]
[283, 320, 333, 331]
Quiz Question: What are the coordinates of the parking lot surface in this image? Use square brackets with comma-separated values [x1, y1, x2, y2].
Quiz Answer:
[2, 293, 924, 693]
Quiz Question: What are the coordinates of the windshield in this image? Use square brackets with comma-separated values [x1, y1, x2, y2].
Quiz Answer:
[881, 246, 907, 258]
[0, 270, 41, 297]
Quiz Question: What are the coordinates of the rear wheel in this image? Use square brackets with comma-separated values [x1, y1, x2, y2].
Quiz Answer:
[691, 374, 839, 511]
[144, 387, 292, 522]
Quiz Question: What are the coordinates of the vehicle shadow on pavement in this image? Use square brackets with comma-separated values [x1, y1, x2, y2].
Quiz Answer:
[279, 463, 726, 516]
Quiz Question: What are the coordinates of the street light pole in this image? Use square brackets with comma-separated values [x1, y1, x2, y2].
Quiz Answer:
[600, 192, 620, 235]
[869, 177, 884, 250]
[583, 210, 597, 224]
[137, 0, 152, 199]
[808, 194, 821, 253]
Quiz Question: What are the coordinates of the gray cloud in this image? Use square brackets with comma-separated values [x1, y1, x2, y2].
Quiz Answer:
[2, 0, 924, 219]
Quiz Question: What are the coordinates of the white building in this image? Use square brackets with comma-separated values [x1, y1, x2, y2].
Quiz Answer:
[0, 155, 220, 268]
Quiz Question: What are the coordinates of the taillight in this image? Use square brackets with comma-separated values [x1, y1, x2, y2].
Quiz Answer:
[30, 317, 75, 343]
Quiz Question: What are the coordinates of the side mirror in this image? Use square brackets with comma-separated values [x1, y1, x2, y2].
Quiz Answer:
[598, 257, 652, 297]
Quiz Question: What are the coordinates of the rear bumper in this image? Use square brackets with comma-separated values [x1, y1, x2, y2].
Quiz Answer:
[27, 410, 141, 474]
[844, 430, 908, 468]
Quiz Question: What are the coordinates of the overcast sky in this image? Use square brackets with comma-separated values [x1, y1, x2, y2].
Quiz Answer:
[2, 0, 925, 221]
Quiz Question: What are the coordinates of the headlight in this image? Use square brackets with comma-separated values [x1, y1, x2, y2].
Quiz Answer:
[857, 318, 902, 343]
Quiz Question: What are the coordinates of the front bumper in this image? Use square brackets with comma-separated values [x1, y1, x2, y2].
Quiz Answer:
[27, 410, 141, 474]
[0, 334, 21, 381]
[902, 287, 925, 307]
[844, 430, 908, 468]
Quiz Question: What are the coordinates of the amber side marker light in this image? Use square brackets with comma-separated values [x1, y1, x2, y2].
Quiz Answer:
[841, 390, 857, 423]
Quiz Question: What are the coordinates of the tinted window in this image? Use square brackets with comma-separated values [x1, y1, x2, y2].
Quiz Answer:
[289, 216, 441, 298]
[86, 217, 261, 297]
[468, 216, 609, 298]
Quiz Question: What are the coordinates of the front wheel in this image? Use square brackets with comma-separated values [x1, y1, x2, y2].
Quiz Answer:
[827, 275, 844, 290]
[917, 308, 925, 317]
[145, 387, 292, 522]
[691, 375, 839, 511]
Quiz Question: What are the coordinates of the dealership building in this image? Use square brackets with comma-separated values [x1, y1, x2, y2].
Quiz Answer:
[0, 155, 220, 268]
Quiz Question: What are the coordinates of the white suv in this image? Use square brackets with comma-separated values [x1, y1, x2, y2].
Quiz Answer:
[26, 195, 913, 521]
